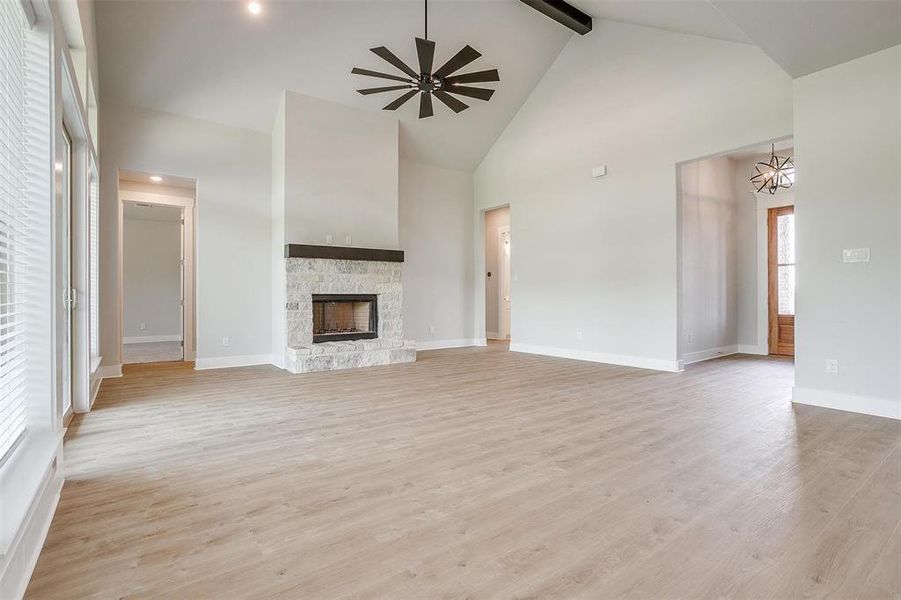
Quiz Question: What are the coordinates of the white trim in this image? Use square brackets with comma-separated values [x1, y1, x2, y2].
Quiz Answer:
[510, 342, 682, 373]
[88, 376, 101, 409]
[0, 470, 61, 600]
[123, 334, 182, 344]
[680, 345, 738, 366]
[97, 364, 122, 379]
[738, 344, 768, 355]
[194, 354, 273, 370]
[792, 386, 900, 421]
[0, 432, 63, 599]
[416, 339, 480, 351]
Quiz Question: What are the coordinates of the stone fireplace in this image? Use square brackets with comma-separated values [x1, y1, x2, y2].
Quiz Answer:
[282, 245, 416, 374]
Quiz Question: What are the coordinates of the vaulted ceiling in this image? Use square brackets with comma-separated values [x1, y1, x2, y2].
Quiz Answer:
[95, 0, 572, 171]
[96, 0, 901, 171]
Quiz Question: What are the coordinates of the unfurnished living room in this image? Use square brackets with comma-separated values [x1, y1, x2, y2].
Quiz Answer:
[1, 0, 900, 598]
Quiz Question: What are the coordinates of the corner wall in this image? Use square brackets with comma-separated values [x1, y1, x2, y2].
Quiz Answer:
[474, 20, 792, 370]
[399, 159, 476, 348]
[99, 103, 272, 368]
[793, 46, 901, 418]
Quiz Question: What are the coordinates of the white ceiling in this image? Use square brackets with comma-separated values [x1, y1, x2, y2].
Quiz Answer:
[95, 0, 573, 171]
[710, 0, 901, 77]
[570, 0, 751, 43]
[120, 169, 197, 190]
[96, 0, 901, 171]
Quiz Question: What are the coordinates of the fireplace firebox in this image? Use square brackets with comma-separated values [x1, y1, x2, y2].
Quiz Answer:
[312, 294, 378, 343]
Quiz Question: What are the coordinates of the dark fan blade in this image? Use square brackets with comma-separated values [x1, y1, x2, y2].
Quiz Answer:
[433, 90, 469, 113]
[357, 85, 412, 95]
[444, 85, 495, 101]
[444, 69, 500, 85]
[383, 89, 418, 111]
[351, 67, 414, 83]
[415, 37, 435, 76]
[433, 45, 481, 78]
[419, 91, 433, 118]
[370, 46, 419, 78]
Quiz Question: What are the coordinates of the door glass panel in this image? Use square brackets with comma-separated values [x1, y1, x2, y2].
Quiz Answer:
[777, 214, 794, 264]
[776, 212, 795, 316]
[778, 265, 795, 315]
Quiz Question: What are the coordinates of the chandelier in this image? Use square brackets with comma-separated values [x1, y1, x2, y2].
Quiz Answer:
[750, 144, 794, 194]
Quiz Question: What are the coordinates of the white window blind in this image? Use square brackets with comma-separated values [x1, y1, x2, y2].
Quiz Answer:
[89, 164, 99, 359]
[0, 0, 28, 461]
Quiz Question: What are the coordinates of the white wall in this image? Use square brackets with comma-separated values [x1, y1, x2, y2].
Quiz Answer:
[123, 216, 181, 339]
[100, 103, 271, 367]
[793, 46, 900, 418]
[483, 206, 509, 338]
[283, 91, 399, 249]
[679, 156, 737, 362]
[399, 159, 475, 348]
[271, 94, 286, 367]
[474, 20, 792, 371]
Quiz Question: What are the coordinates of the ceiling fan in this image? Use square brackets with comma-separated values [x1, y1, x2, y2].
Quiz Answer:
[351, 0, 500, 118]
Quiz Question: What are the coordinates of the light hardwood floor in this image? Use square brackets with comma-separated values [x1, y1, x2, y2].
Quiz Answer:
[26, 345, 901, 599]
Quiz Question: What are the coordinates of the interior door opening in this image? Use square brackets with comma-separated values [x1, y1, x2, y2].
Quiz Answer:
[118, 170, 197, 366]
[483, 205, 510, 344]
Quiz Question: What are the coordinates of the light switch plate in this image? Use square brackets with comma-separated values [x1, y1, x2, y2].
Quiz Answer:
[843, 248, 870, 263]
[592, 165, 608, 178]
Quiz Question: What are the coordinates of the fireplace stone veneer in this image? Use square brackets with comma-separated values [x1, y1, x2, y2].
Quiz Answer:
[283, 253, 415, 374]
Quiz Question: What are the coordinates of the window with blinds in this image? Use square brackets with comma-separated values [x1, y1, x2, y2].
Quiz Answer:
[89, 164, 99, 359]
[0, 0, 29, 461]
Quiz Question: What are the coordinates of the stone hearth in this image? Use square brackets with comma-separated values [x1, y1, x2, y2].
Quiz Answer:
[283, 253, 415, 374]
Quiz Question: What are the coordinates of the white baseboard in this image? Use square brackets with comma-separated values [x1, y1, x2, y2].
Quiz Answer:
[474, 337, 487, 347]
[792, 386, 901, 420]
[96, 364, 122, 379]
[680, 345, 739, 367]
[88, 376, 102, 409]
[486, 331, 504, 340]
[510, 342, 681, 373]
[194, 354, 274, 370]
[123, 334, 182, 344]
[417, 339, 481, 351]
[0, 436, 63, 599]
[738, 344, 768, 355]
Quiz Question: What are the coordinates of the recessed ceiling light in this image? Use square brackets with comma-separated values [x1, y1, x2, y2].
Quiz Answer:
[248, 1, 261, 15]
[149, 175, 163, 183]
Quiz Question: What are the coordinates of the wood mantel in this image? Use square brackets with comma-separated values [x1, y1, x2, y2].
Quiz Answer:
[284, 244, 404, 262]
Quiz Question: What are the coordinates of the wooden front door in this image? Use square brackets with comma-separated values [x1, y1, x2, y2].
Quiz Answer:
[768, 206, 795, 356]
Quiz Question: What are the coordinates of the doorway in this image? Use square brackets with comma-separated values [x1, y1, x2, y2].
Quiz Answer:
[768, 205, 795, 356]
[484, 206, 510, 341]
[676, 136, 795, 367]
[118, 171, 196, 365]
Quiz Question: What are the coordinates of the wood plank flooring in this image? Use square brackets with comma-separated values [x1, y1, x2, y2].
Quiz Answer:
[25, 345, 901, 599]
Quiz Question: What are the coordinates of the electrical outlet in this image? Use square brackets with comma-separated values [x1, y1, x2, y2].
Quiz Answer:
[345, 235, 352, 245]
[221, 336, 230, 347]
[825, 359, 839, 374]
[325, 234, 333, 244]
[576, 330, 583, 340]
[428, 325, 436, 335]
[687, 332, 694, 343]
[140, 322, 147, 331]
